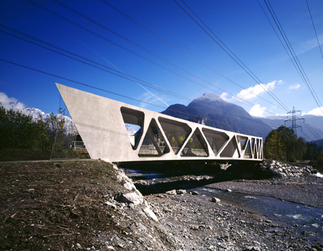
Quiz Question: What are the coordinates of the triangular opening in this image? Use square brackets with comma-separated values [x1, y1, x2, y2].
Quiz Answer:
[181, 128, 208, 157]
[202, 128, 229, 156]
[244, 140, 251, 158]
[220, 136, 240, 158]
[139, 119, 169, 157]
[206, 137, 217, 154]
[237, 136, 247, 152]
[121, 107, 144, 150]
[158, 117, 191, 154]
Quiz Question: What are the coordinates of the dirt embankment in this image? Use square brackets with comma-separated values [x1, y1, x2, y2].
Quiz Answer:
[0, 160, 123, 250]
[1, 160, 323, 250]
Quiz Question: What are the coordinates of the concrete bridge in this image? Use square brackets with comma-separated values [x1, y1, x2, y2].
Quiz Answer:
[57, 84, 263, 163]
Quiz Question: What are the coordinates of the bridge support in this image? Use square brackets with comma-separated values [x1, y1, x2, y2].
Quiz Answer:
[57, 84, 263, 162]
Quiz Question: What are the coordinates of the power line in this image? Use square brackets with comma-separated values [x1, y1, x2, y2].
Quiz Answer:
[51, 0, 284, 109]
[2, 25, 270, 125]
[298, 119, 321, 139]
[26, 0, 252, 107]
[2, 23, 270, 115]
[0, 58, 276, 127]
[51, 0, 291, 110]
[49, 0, 223, 92]
[123, 0, 241, 77]
[0, 26, 190, 101]
[99, 0, 266, 99]
[0, 58, 166, 109]
[174, 0, 290, 112]
[283, 107, 321, 140]
[125, 0, 284, 107]
[297, 127, 310, 140]
[25, 0, 284, 111]
[263, 0, 323, 115]
[256, 0, 304, 83]
[9, 1, 319, 121]
[2, 26, 289, 124]
[306, 0, 323, 59]
[2, 2, 320, 139]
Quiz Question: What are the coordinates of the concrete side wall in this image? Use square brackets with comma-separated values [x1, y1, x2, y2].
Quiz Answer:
[57, 84, 263, 162]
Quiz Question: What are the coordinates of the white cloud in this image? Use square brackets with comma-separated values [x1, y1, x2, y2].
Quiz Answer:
[138, 92, 169, 109]
[234, 80, 282, 101]
[249, 103, 266, 117]
[306, 107, 323, 116]
[220, 92, 229, 101]
[289, 84, 300, 90]
[296, 33, 323, 55]
[274, 113, 288, 117]
[0, 92, 25, 110]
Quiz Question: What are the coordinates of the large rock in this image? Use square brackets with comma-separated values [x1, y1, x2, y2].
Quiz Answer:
[116, 191, 144, 205]
[261, 160, 315, 178]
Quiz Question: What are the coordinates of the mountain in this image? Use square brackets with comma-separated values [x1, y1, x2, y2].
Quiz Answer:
[162, 92, 272, 139]
[312, 138, 323, 148]
[125, 124, 136, 136]
[21, 98, 323, 142]
[24, 107, 47, 120]
[260, 115, 323, 142]
[24, 107, 137, 136]
[23, 107, 76, 134]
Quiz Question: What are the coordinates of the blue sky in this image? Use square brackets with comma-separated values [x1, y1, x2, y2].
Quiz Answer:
[1, 0, 323, 118]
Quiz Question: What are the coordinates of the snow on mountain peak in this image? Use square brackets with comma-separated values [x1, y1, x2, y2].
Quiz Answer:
[195, 92, 225, 103]
[21, 107, 76, 134]
[125, 124, 137, 136]
[23, 107, 47, 120]
[21, 106, 138, 136]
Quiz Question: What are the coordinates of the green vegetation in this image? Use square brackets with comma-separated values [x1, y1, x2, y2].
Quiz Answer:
[264, 125, 323, 163]
[318, 153, 323, 166]
[0, 104, 89, 161]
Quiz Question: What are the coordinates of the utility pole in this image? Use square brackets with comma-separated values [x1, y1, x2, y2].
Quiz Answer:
[284, 106, 304, 136]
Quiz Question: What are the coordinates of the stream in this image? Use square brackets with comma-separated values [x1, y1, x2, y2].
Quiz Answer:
[122, 167, 323, 244]
[191, 187, 323, 238]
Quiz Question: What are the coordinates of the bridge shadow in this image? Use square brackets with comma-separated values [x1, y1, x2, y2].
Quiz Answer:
[134, 176, 229, 196]
[120, 160, 271, 196]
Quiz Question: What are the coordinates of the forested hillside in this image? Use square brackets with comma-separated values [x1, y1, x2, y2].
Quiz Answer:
[0, 104, 87, 160]
[264, 126, 323, 164]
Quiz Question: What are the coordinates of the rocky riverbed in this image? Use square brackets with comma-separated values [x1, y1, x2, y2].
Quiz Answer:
[1, 160, 323, 250]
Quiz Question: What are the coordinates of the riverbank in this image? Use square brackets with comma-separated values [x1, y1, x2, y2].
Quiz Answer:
[206, 176, 323, 209]
[1, 160, 322, 250]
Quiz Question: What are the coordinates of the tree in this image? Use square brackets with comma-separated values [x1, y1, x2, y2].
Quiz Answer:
[295, 137, 307, 161]
[304, 142, 323, 160]
[264, 129, 279, 160]
[0, 104, 39, 150]
[317, 152, 323, 166]
[264, 126, 306, 162]
[0, 104, 78, 153]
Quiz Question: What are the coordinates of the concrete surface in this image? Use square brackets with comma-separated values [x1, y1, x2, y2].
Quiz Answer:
[56, 83, 263, 162]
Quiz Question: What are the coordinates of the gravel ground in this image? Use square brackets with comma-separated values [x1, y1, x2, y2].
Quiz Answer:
[1, 160, 323, 250]
[145, 190, 320, 250]
[206, 176, 323, 209]
[124, 160, 323, 250]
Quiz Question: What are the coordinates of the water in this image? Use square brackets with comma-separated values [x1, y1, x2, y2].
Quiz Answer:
[121, 168, 166, 180]
[192, 187, 323, 234]
[123, 167, 323, 243]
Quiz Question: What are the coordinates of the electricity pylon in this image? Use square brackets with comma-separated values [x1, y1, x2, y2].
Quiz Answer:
[284, 107, 304, 136]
